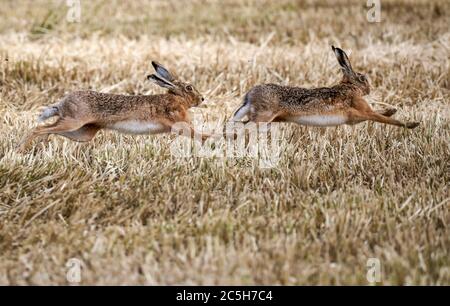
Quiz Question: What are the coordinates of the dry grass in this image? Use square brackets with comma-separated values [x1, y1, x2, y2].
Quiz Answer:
[0, 0, 449, 285]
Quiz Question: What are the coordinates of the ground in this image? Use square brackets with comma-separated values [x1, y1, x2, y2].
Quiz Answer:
[0, 0, 448, 285]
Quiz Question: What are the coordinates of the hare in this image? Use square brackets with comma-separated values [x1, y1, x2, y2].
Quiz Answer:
[19, 61, 208, 151]
[231, 46, 420, 129]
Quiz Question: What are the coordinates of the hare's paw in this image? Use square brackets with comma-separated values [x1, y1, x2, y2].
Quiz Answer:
[383, 108, 397, 117]
[405, 122, 420, 129]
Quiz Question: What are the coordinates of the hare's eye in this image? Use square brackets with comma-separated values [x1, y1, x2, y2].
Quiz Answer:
[185, 85, 193, 92]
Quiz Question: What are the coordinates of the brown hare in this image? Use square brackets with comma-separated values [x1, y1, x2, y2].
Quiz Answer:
[231, 46, 419, 129]
[19, 61, 208, 151]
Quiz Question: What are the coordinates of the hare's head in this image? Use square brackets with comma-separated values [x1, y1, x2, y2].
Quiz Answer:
[332, 46, 370, 95]
[147, 61, 205, 106]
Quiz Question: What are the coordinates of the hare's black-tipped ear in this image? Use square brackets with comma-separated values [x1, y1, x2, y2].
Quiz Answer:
[332, 45, 353, 74]
[147, 74, 176, 89]
[152, 61, 174, 81]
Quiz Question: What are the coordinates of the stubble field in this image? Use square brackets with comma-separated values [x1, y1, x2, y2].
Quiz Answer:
[0, 0, 449, 285]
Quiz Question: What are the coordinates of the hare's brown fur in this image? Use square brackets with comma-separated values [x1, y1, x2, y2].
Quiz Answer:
[53, 91, 196, 126]
[19, 62, 206, 151]
[232, 46, 419, 129]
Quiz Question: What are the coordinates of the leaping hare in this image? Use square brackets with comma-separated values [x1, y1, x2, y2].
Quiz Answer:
[19, 61, 207, 151]
[231, 46, 419, 129]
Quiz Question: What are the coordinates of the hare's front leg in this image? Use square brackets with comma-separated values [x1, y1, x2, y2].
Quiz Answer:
[365, 112, 420, 129]
[350, 98, 419, 129]
[183, 122, 212, 142]
[376, 108, 397, 117]
[348, 108, 419, 129]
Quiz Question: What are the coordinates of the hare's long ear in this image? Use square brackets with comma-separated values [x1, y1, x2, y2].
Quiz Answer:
[147, 74, 176, 89]
[152, 61, 175, 81]
[332, 45, 354, 74]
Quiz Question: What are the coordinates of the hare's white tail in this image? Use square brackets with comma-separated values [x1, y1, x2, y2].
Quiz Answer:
[232, 94, 251, 122]
[37, 104, 59, 122]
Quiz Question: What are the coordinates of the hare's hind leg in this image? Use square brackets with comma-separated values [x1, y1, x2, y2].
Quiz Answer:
[247, 111, 282, 134]
[248, 110, 279, 123]
[58, 124, 100, 142]
[18, 120, 60, 152]
[18, 118, 88, 152]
